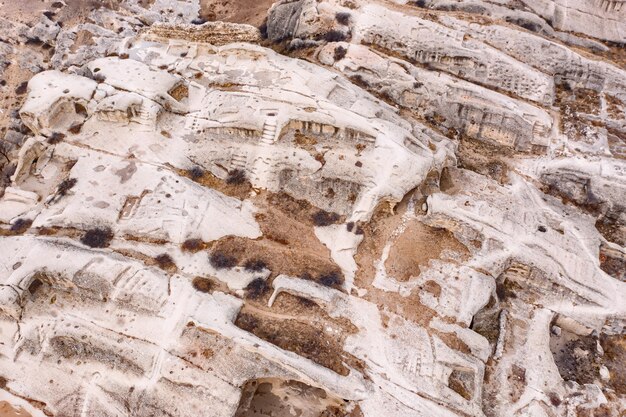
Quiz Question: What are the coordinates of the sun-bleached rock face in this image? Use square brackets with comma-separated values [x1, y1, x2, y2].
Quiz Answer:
[317, 41, 555, 152]
[0, 26, 460, 417]
[407, 0, 626, 44]
[19, 71, 97, 136]
[519, 0, 626, 43]
[144, 21, 262, 44]
[0, 1, 625, 417]
[356, 4, 556, 104]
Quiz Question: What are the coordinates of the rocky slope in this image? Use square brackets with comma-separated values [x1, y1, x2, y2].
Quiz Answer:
[0, 0, 624, 416]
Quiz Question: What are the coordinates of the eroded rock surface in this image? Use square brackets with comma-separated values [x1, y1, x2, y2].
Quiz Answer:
[0, 0, 624, 416]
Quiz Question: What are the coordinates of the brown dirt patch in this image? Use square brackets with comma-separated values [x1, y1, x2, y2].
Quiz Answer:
[69, 29, 95, 53]
[199, 0, 275, 27]
[210, 190, 343, 286]
[354, 200, 443, 327]
[234, 378, 346, 417]
[600, 333, 626, 395]
[353, 197, 475, 355]
[177, 166, 252, 200]
[211, 234, 341, 289]
[605, 94, 625, 120]
[234, 305, 354, 375]
[574, 41, 626, 70]
[595, 208, 626, 247]
[0, 402, 32, 417]
[251, 292, 358, 336]
[294, 131, 318, 149]
[255, 196, 328, 249]
[423, 280, 442, 297]
[436, 329, 471, 355]
[560, 86, 601, 116]
[354, 200, 408, 288]
[448, 369, 475, 401]
[384, 221, 469, 282]
[457, 135, 513, 183]
[168, 83, 189, 101]
[263, 191, 344, 228]
[265, 292, 333, 320]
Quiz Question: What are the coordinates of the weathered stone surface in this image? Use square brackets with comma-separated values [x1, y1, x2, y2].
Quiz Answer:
[404, 0, 626, 44]
[144, 21, 261, 44]
[266, 0, 305, 41]
[0, 1, 625, 417]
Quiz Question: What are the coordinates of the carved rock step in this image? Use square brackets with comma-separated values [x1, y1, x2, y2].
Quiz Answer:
[261, 116, 278, 145]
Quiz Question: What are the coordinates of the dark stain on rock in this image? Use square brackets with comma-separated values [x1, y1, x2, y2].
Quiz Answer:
[114, 161, 137, 184]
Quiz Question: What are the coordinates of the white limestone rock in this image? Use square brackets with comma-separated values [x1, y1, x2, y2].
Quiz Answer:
[1, 1, 625, 417]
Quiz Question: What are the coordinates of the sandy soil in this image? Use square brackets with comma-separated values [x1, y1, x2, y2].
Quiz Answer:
[199, 0, 275, 26]
[234, 378, 345, 417]
[0, 402, 31, 417]
[384, 221, 469, 282]
[210, 190, 345, 288]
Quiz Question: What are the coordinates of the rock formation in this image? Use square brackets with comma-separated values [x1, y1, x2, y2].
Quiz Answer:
[0, 0, 624, 416]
